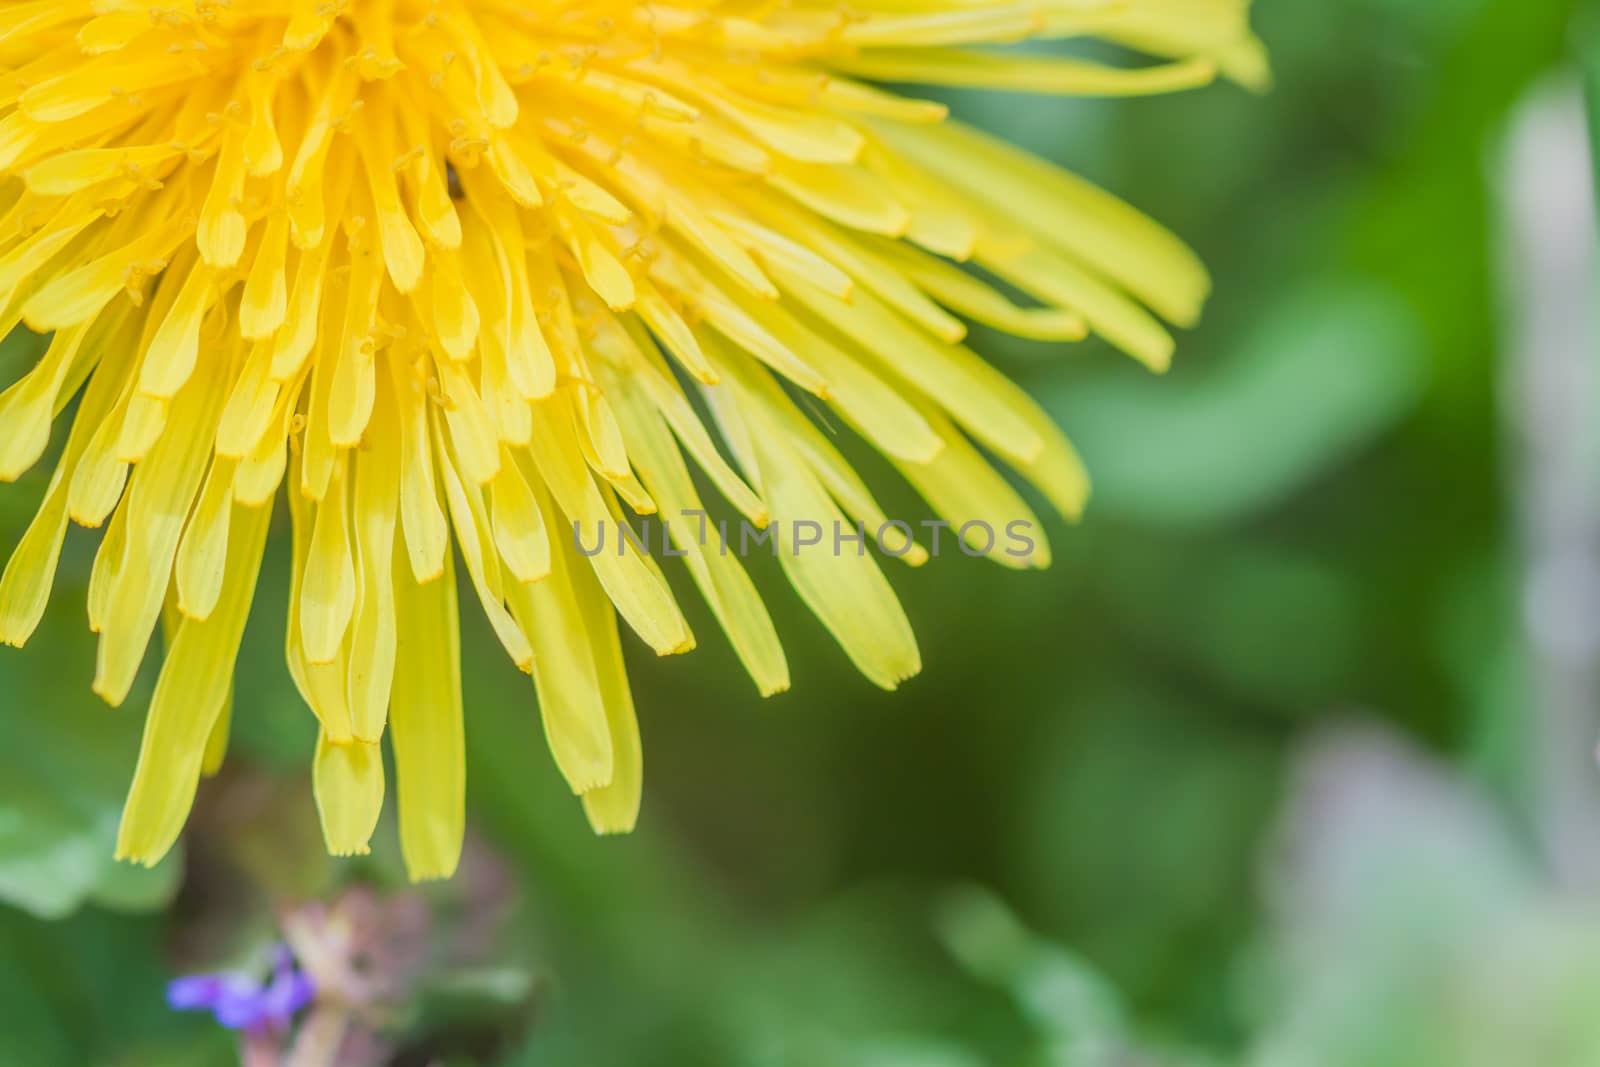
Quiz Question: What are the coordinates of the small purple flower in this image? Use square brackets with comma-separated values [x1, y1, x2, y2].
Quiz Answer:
[168, 945, 315, 1034]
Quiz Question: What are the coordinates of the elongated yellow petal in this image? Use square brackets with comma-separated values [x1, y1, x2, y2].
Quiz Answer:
[390, 537, 464, 882]
[711, 351, 922, 690]
[175, 457, 237, 621]
[489, 454, 551, 585]
[313, 734, 385, 857]
[437, 416, 535, 672]
[116, 500, 271, 866]
[0, 316, 128, 645]
[601, 358, 789, 696]
[299, 460, 358, 665]
[526, 396, 693, 657]
[95, 352, 229, 706]
[504, 476, 615, 796]
[572, 542, 644, 836]
[831, 51, 1217, 97]
[882, 118, 1211, 331]
[347, 386, 401, 743]
[240, 210, 290, 341]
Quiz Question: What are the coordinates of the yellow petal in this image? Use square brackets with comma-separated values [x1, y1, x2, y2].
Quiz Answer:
[389, 536, 465, 882]
[116, 500, 272, 866]
[313, 735, 385, 857]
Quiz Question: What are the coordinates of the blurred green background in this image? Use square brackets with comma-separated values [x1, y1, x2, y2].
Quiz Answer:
[6, 0, 1600, 1064]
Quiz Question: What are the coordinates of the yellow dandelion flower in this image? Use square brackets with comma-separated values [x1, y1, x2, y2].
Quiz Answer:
[0, 0, 1264, 880]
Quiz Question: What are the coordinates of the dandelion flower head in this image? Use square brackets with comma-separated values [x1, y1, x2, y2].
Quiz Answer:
[0, 0, 1265, 879]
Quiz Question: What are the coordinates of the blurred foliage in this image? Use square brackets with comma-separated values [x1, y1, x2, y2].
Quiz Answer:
[2, 0, 1599, 1064]
[1246, 727, 1600, 1067]
[0, 580, 182, 919]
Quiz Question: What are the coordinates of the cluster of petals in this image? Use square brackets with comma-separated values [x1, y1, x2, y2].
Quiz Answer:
[0, 0, 1264, 879]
